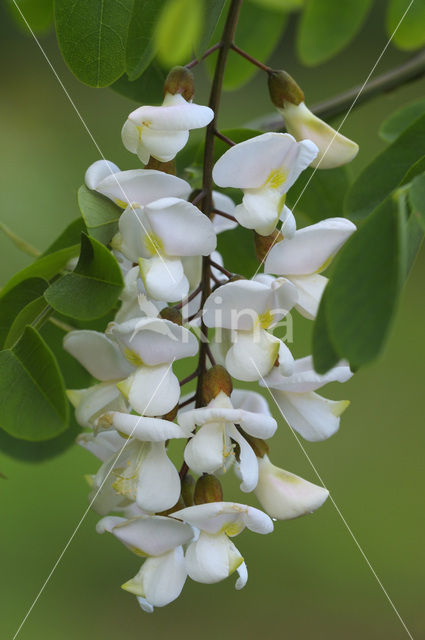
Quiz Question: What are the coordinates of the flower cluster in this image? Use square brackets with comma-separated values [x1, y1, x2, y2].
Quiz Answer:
[65, 66, 358, 612]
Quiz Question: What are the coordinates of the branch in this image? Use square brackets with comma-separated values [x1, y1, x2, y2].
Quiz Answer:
[254, 49, 425, 131]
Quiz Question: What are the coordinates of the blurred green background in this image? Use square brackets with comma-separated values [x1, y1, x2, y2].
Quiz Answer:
[1, 2, 424, 639]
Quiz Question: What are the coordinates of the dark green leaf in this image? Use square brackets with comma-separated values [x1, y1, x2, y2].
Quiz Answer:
[155, 0, 203, 67]
[44, 233, 124, 320]
[7, 0, 53, 34]
[40, 321, 94, 389]
[0, 418, 79, 463]
[297, 0, 372, 66]
[4, 297, 48, 349]
[409, 173, 425, 232]
[0, 326, 69, 441]
[0, 278, 48, 348]
[248, 0, 302, 10]
[126, 0, 166, 80]
[379, 99, 425, 143]
[43, 217, 87, 255]
[1, 245, 80, 296]
[78, 185, 121, 244]
[312, 289, 339, 374]
[387, 0, 425, 51]
[197, 0, 226, 56]
[287, 166, 351, 224]
[325, 197, 406, 369]
[405, 210, 424, 276]
[207, 3, 287, 90]
[399, 155, 425, 188]
[217, 226, 258, 276]
[345, 113, 425, 220]
[55, 0, 133, 87]
[112, 62, 166, 103]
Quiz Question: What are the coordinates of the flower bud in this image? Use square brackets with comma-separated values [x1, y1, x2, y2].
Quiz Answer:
[181, 473, 195, 506]
[164, 66, 195, 101]
[144, 157, 177, 175]
[268, 70, 305, 108]
[159, 306, 183, 325]
[243, 433, 270, 458]
[201, 365, 233, 405]
[194, 474, 223, 504]
[162, 403, 179, 422]
[254, 229, 283, 262]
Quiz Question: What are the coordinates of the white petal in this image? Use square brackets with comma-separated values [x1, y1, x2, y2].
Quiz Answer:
[266, 276, 298, 323]
[231, 389, 272, 416]
[171, 502, 273, 535]
[77, 429, 124, 461]
[203, 279, 271, 330]
[184, 422, 228, 475]
[179, 404, 276, 440]
[271, 389, 350, 441]
[136, 442, 181, 513]
[85, 159, 120, 190]
[145, 197, 216, 256]
[289, 274, 328, 320]
[126, 365, 180, 417]
[105, 410, 189, 440]
[140, 127, 189, 162]
[234, 189, 281, 236]
[95, 169, 191, 207]
[70, 382, 128, 428]
[264, 356, 352, 392]
[63, 330, 133, 381]
[129, 94, 213, 131]
[123, 547, 187, 608]
[121, 119, 140, 155]
[114, 206, 152, 262]
[280, 205, 296, 238]
[227, 423, 258, 493]
[255, 455, 329, 519]
[185, 532, 241, 584]
[107, 515, 193, 556]
[235, 561, 248, 590]
[226, 329, 280, 382]
[278, 341, 295, 377]
[140, 255, 189, 302]
[265, 218, 356, 276]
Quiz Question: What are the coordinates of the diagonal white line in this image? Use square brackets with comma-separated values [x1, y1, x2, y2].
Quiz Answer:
[251, 0, 416, 279]
[11, 0, 177, 285]
[254, 362, 415, 640]
[11, 360, 175, 640]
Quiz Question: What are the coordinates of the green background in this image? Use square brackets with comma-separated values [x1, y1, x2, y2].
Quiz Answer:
[1, 2, 424, 639]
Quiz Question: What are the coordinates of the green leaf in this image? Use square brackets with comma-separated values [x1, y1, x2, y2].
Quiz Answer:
[297, 0, 372, 66]
[217, 225, 258, 276]
[0, 326, 69, 441]
[4, 297, 48, 349]
[40, 321, 94, 389]
[155, 0, 203, 67]
[126, 0, 166, 80]
[197, 0, 226, 55]
[207, 3, 287, 90]
[44, 233, 124, 320]
[78, 185, 121, 244]
[387, 0, 425, 51]
[55, 0, 133, 87]
[0, 418, 79, 463]
[43, 217, 87, 255]
[324, 197, 406, 369]
[405, 209, 424, 276]
[345, 112, 425, 220]
[0, 278, 48, 348]
[409, 173, 425, 232]
[287, 166, 351, 224]
[248, 0, 302, 10]
[112, 62, 166, 103]
[1, 245, 80, 296]
[312, 289, 339, 374]
[379, 99, 425, 143]
[7, 0, 53, 34]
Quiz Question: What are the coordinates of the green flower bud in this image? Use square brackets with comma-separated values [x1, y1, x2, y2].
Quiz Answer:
[159, 306, 183, 325]
[164, 66, 195, 101]
[194, 473, 223, 504]
[202, 365, 233, 405]
[181, 473, 196, 506]
[268, 70, 305, 108]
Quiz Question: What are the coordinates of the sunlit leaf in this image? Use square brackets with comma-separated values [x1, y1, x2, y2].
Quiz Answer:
[78, 185, 121, 244]
[126, 0, 166, 80]
[379, 99, 425, 143]
[4, 297, 48, 349]
[155, 0, 203, 67]
[387, 0, 425, 51]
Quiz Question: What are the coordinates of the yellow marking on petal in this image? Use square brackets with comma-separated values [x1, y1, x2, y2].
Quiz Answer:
[263, 168, 288, 190]
[222, 521, 244, 537]
[126, 545, 148, 558]
[123, 347, 145, 367]
[144, 231, 164, 256]
[258, 309, 274, 329]
[66, 389, 82, 408]
[84, 474, 94, 488]
[315, 254, 334, 274]
[116, 377, 132, 399]
[331, 399, 350, 417]
[115, 199, 129, 209]
[121, 578, 144, 596]
[228, 553, 244, 576]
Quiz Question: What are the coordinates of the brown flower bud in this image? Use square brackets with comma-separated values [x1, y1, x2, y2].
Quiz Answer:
[254, 229, 283, 262]
[268, 70, 304, 108]
[164, 66, 195, 101]
[162, 403, 179, 422]
[181, 473, 195, 507]
[144, 157, 176, 175]
[201, 365, 233, 405]
[159, 306, 183, 325]
[194, 474, 223, 505]
[243, 433, 270, 458]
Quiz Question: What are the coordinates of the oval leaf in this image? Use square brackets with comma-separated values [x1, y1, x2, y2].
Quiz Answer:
[297, 0, 372, 66]
[379, 98, 425, 143]
[387, 0, 425, 51]
[409, 173, 425, 232]
[0, 326, 69, 441]
[44, 233, 124, 320]
[287, 166, 350, 224]
[0, 277, 48, 347]
[126, 0, 166, 80]
[345, 112, 425, 220]
[155, 0, 203, 67]
[55, 0, 133, 87]
[197, 0, 226, 56]
[312, 288, 339, 374]
[112, 62, 166, 103]
[4, 296, 48, 349]
[7, 0, 53, 34]
[78, 184, 121, 244]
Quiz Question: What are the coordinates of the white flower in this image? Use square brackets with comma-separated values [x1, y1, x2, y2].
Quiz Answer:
[121, 92, 214, 164]
[255, 455, 329, 519]
[170, 502, 273, 588]
[107, 317, 198, 417]
[179, 391, 277, 492]
[262, 356, 352, 441]
[203, 277, 297, 381]
[111, 197, 217, 302]
[67, 383, 128, 429]
[264, 218, 356, 319]
[97, 514, 193, 611]
[212, 132, 318, 236]
[279, 101, 359, 169]
[114, 267, 165, 324]
[85, 160, 191, 209]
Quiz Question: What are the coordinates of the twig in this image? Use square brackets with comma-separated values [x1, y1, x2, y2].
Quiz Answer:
[178, 395, 196, 409]
[179, 370, 200, 387]
[205, 343, 217, 366]
[186, 42, 222, 70]
[209, 258, 233, 278]
[230, 43, 272, 73]
[213, 208, 237, 222]
[214, 129, 235, 146]
[174, 284, 202, 310]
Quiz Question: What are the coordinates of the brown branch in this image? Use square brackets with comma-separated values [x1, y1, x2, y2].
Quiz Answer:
[214, 129, 235, 146]
[185, 43, 222, 70]
[230, 43, 272, 74]
[213, 208, 237, 223]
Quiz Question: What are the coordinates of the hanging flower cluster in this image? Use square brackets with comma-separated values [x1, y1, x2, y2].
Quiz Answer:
[65, 65, 358, 612]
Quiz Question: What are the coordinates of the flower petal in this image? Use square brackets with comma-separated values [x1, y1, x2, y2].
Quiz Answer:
[77, 429, 124, 461]
[129, 93, 213, 131]
[70, 382, 128, 428]
[203, 279, 271, 330]
[140, 255, 189, 302]
[136, 442, 181, 513]
[139, 127, 189, 162]
[289, 274, 327, 320]
[85, 159, 120, 190]
[184, 422, 228, 475]
[226, 329, 280, 382]
[179, 405, 276, 440]
[171, 501, 273, 535]
[264, 356, 352, 392]
[227, 423, 258, 492]
[126, 365, 180, 417]
[104, 410, 189, 441]
[95, 169, 191, 207]
[105, 515, 193, 556]
[234, 189, 281, 236]
[185, 532, 241, 584]
[230, 389, 272, 416]
[63, 330, 133, 381]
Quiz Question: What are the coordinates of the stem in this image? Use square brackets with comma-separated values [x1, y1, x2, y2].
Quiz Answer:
[213, 208, 238, 223]
[179, 369, 200, 387]
[179, 395, 196, 409]
[230, 43, 272, 73]
[209, 258, 233, 278]
[49, 317, 76, 332]
[214, 129, 235, 146]
[174, 284, 202, 310]
[256, 49, 425, 131]
[0, 222, 41, 257]
[185, 42, 222, 70]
